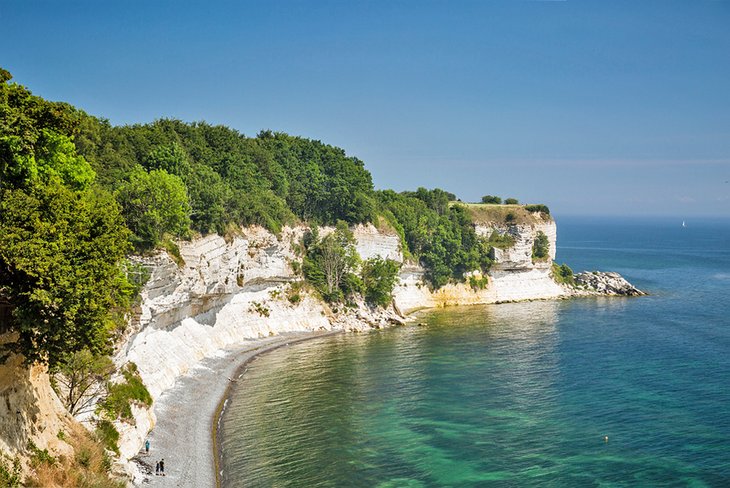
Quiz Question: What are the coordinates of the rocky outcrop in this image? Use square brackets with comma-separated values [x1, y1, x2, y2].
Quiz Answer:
[573, 271, 646, 296]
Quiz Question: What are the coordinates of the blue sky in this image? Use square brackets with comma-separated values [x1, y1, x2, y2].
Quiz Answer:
[2, 0, 729, 217]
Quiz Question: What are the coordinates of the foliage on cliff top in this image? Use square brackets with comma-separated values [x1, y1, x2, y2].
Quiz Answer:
[377, 189, 492, 288]
[456, 202, 553, 226]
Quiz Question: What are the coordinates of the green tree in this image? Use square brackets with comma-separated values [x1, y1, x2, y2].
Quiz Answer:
[1, 70, 89, 190]
[143, 142, 191, 179]
[186, 163, 230, 234]
[116, 166, 191, 249]
[302, 223, 361, 302]
[481, 195, 502, 204]
[0, 183, 132, 367]
[505, 198, 519, 204]
[361, 257, 401, 307]
[51, 349, 116, 416]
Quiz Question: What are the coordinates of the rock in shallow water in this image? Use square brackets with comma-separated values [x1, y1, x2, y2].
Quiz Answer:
[574, 271, 646, 296]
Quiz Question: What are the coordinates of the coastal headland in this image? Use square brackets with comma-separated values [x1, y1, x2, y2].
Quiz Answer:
[115, 211, 642, 486]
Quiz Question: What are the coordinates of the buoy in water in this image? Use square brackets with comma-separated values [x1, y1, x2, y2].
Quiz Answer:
[604, 435, 609, 443]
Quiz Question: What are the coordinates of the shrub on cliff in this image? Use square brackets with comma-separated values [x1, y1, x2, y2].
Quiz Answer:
[525, 204, 550, 215]
[362, 257, 401, 307]
[532, 231, 550, 261]
[552, 262, 574, 285]
[97, 363, 152, 422]
[505, 198, 519, 205]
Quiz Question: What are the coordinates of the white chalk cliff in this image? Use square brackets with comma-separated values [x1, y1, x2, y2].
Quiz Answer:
[0, 213, 642, 484]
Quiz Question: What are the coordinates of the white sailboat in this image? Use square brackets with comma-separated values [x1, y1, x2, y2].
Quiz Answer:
[682, 220, 686, 228]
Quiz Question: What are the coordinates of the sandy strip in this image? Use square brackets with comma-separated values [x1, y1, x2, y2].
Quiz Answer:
[131, 330, 340, 487]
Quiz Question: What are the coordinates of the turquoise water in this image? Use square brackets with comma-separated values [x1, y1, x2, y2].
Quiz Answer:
[220, 217, 730, 487]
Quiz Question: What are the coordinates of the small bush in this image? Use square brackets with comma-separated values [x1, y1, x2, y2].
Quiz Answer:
[532, 231, 550, 261]
[487, 230, 515, 249]
[552, 262, 574, 285]
[0, 456, 21, 488]
[505, 212, 516, 223]
[249, 301, 271, 317]
[98, 363, 152, 422]
[76, 447, 92, 468]
[504, 198, 519, 205]
[468, 274, 489, 290]
[525, 204, 550, 215]
[95, 419, 120, 455]
[162, 238, 185, 267]
[286, 281, 305, 304]
[28, 441, 56, 467]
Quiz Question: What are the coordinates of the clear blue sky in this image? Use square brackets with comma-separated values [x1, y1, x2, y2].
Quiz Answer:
[2, 0, 729, 217]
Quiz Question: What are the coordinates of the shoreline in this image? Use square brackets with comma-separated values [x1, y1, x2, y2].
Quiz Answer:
[130, 330, 341, 488]
[131, 287, 644, 487]
[212, 330, 342, 488]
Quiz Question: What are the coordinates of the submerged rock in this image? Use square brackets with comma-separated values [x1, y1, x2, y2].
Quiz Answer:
[573, 271, 645, 296]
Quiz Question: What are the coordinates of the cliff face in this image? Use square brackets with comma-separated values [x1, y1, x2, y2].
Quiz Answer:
[2, 213, 643, 482]
[0, 344, 74, 474]
[121, 218, 568, 411]
[392, 215, 565, 314]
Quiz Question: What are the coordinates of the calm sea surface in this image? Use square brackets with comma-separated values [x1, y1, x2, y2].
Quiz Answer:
[220, 217, 730, 487]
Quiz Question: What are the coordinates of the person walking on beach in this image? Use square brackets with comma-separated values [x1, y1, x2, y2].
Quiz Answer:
[145, 439, 150, 455]
[155, 461, 160, 476]
[160, 458, 165, 476]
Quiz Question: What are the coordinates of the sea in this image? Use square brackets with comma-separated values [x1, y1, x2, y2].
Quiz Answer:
[219, 216, 730, 487]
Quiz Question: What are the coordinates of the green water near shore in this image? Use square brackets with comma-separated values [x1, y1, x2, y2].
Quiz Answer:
[220, 217, 730, 486]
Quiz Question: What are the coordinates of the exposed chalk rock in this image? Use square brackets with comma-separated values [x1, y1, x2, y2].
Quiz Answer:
[573, 271, 646, 296]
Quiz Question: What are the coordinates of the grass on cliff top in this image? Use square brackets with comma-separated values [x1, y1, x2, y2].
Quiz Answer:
[452, 202, 552, 226]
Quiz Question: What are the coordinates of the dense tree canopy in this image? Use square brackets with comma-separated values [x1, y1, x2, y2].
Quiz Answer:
[0, 70, 133, 367]
[116, 166, 191, 249]
[0, 182, 131, 366]
[377, 188, 492, 288]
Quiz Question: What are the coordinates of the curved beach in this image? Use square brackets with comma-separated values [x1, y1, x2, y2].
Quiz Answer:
[133, 330, 339, 487]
